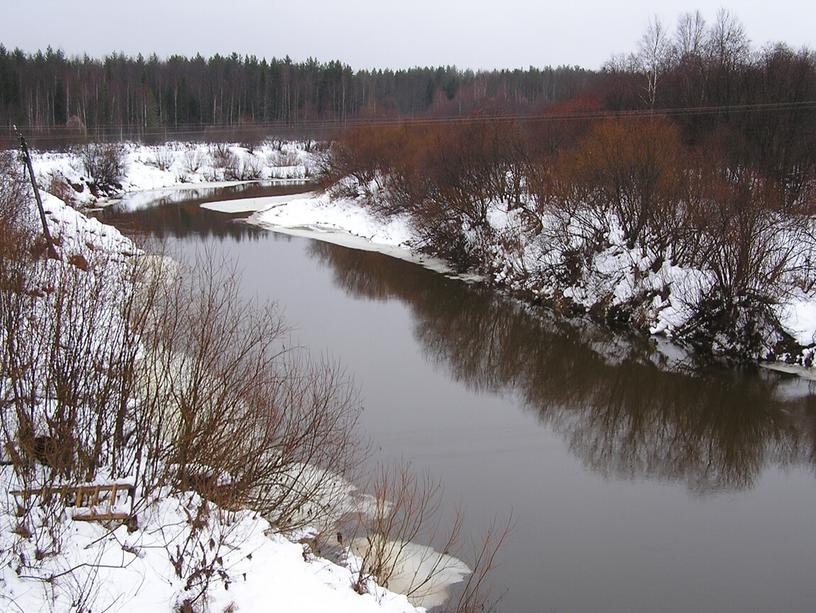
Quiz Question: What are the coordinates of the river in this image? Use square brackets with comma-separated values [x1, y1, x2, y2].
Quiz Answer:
[95, 183, 816, 613]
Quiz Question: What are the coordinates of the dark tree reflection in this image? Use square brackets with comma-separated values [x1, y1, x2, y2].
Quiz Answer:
[309, 240, 816, 494]
[94, 182, 315, 242]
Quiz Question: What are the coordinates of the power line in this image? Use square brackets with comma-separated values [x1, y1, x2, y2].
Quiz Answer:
[6, 100, 816, 142]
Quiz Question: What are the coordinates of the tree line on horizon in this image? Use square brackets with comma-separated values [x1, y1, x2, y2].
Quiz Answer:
[0, 45, 594, 136]
[0, 8, 812, 157]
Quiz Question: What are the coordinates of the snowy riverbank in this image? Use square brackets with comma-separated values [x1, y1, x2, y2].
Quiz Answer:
[1, 478, 423, 613]
[29, 139, 816, 364]
[30, 140, 318, 208]
[232, 187, 816, 370]
[1, 153, 468, 612]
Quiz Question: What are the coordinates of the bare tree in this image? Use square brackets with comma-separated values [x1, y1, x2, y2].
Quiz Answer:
[707, 8, 750, 69]
[676, 11, 706, 58]
[79, 143, 126, 193]
[637, 15, 673, 108]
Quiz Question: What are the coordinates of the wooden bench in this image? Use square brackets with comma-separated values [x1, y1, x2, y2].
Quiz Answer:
[10, 482, 136, 522]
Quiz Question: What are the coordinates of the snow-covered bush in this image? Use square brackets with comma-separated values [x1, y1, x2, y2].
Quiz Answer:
[182, 146, 205, 175]
[209, 142, 238, 176]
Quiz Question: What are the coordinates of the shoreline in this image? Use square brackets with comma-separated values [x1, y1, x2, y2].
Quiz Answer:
[235, 192, 816, 380]
[30, 140, 816, 375]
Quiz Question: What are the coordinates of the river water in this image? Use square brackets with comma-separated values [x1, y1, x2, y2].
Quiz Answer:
[96, 184, 816, 613]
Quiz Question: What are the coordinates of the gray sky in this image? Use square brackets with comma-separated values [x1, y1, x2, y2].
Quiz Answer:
[1, 0, 813, 70]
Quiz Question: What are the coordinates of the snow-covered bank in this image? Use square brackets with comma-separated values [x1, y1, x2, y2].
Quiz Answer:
[243, 184, 816, 370]
[244, 191, 484, 281]
[26, 139, 816, 365]
[0, 478, 420, 613]
[30, 140, 319, 208]
[1, 170, 462, 612]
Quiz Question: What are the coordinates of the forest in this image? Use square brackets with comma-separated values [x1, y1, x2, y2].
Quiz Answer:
[0, 10, 812, 148]
[0, 46, 594, 143]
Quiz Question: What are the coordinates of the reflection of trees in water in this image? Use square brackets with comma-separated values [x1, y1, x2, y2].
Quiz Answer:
[309, 240, 816, 494]
[94, 183, 316, 242]
[98, 200, 267, 242]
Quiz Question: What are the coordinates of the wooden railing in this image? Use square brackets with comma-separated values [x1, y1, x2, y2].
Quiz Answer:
[10, 482, 135, 522]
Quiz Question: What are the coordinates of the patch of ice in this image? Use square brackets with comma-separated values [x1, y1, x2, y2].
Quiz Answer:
[350, 537, 470, 610]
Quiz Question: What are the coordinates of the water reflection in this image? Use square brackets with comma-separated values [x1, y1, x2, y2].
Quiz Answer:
[308, 241, 816, 494]
[96, 188, 816, 495]
[95, 182, 314, 242]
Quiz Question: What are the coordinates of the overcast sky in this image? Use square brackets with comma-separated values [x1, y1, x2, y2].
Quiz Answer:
[1, 1, 813, 70]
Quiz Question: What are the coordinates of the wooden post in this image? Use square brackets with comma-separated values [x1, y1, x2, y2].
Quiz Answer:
[18, 134, 59, 259]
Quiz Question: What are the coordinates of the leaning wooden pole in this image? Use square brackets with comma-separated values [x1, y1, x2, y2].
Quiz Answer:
[19, 134, 59, 259]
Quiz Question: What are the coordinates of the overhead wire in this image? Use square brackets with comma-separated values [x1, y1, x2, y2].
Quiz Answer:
[5, 100, 816, 142]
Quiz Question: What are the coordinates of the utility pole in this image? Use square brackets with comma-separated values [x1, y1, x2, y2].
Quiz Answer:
[18, 133, 59, 259]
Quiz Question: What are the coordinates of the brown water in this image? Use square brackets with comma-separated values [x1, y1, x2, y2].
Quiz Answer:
[96, 186, 816, 613]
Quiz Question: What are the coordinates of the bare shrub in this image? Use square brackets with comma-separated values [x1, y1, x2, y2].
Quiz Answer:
[135, 253, 363, 531]
[209, 142, 237, 170]
[268, 150, 300, 168]
[562, 117, 686, 251]
[0, 226, 150, 609]
[0, 219, 363, 606]
[148, 146, 175, 171]
[679, 166, 816, 355]
[0, 151, 31, 235]
[208, 143, 242, 180]
[267, 138, 285, 152]
[238, 155, 264, 180]
[350, 466, 455, 597]
[322, 125, 405, 191]
[79, 143, 125, 192]
[182, 147, 205, 175]
[347, 464, 508, 612]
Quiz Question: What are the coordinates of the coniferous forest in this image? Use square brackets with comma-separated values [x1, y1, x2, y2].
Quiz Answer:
[0, 47, 594, 136]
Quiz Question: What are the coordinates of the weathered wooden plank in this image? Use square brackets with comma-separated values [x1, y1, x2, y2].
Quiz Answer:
[9, 482, 135, 523]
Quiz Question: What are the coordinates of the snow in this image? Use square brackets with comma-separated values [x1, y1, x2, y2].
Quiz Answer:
[40, 191, 136, 259]
[760, 361, 816, 381]
[30, 141, 318, 208]
[350, 538, 471, 610]
[0, 475, 422, 613]
[202, 192, 319, 213]
[775, 297, 816, 346]
[252, 192, 413, 247]
[211, 529, 419, 613]
[248, 193, 484, 281]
